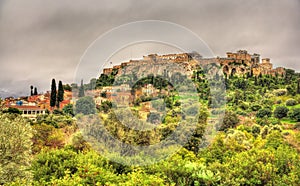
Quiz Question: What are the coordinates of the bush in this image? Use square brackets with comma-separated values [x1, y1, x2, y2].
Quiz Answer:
[53, 109, 64, 115]
[275, 99, 282, 104]
[250, 104, 261, 111]
[31, 149, 78, 182]
[219, 111, 239, 131]
[251, 124, 261, 137]
[32, 124, 65, 153]
[3, 107, 22, 115]
[273, 89, 287, 96]
[62, 104, 74, 116]
[256, 117, 281, 126]
[262, 99, 273, 107]
[286, 99, 297, 106]
[236, 110, 247, 116]
[98, 101, 112, 113]
[274, 106, 289, 119]
[256, 108, 272, 118]
[238, 102, 249, 110]
[288, 108, 300, 122]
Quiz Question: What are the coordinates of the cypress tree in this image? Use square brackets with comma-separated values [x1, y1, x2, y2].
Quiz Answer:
[78, 80, 85, 98]
[30, 85, 33, 96]
[50, 79, 57, 107]
[56, 81, 64, 108]
[34, 87, 38, 95]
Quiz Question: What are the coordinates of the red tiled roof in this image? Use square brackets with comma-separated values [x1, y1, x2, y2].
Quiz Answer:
[9, 105, 45, 111]
[61, 100, 70, 104]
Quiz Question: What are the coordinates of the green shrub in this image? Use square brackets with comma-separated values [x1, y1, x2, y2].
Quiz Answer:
[288, 108, 300, 121]
[274, 106, 289, 119]
[251, 124, 261, 137]
[286, 99, 297, 106]
[256, 108, 272, 118]
[0, 114, 32, 184]
[219, 111, 239, 131]
[2, 107, 22, 115]
[251, 104, 261, 111]
[273, 89, 287, 96]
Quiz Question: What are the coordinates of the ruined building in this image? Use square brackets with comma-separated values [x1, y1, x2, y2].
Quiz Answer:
[101, 50, 285, 77]
[218, 50, 285, 76]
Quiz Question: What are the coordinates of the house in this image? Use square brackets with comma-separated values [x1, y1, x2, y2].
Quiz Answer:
[9, 105, 46, 120]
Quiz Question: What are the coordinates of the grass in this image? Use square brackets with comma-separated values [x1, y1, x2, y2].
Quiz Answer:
[281, 118, 297, 125]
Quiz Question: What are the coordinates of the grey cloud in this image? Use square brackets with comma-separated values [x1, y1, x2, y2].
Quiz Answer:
[0, 0, 299, 97]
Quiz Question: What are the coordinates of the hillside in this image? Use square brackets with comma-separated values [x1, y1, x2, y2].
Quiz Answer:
[2, 51, 300, 185]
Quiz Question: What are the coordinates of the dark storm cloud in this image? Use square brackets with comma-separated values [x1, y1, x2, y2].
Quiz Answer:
[0, 0, 299, 97]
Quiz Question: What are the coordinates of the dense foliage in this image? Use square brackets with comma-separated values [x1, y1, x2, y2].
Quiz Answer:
[2, 67, 300, 185]
[0, 114, 32, 184]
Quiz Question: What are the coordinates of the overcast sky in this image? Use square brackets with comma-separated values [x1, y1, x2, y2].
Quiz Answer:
[0, 0, 300, 98]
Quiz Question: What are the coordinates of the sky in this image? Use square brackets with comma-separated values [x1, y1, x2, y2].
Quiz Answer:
[0, 0, 300, 98]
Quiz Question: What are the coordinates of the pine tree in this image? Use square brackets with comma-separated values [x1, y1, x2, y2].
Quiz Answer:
[56, 81, 64, 108]
[50, 79, 57, 107]
[34, 87, 38, 95]
[78, 80, 85, 98]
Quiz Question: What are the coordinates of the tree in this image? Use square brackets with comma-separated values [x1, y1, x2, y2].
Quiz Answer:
[63, 84, 72, 91]
[50, 79, 57, 108]
[286, 99, 297, 106]
[99, 100, 112, 113]
[3, 107, 22, 115]
[147, 112, 161, 124]
[219, 110, 239, 131]
[75, 96, 96, 115]
[89, 78, 97, 90]
[256, 108, 272, 118]
[34, 87, 38, 95]
[0, 114, 33, 184]
[30, 85, 33, 96]
[274, 106, 289, 119]
[286, 85, 296, 96]
[56, 80, 64, 108]
[62, 104, 74, 116]
[288, 108, 300, 122]
[78, 79, 85, 98]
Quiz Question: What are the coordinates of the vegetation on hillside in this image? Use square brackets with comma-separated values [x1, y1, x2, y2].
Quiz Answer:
[1, 66, 300, 185]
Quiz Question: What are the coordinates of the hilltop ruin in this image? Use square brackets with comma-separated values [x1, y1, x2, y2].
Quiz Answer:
[102, 50, 285, 77]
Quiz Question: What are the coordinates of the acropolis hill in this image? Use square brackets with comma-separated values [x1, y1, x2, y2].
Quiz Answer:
[102, 50, 285, 77]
